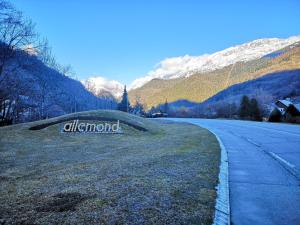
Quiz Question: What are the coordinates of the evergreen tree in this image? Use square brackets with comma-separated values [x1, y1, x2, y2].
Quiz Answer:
[239, 95, 250, 119]
[249, 98, 262, 121]
[132, 100, 145, 116]
[268, 108, 282, 122]
[163, 99, 169, 114]
[117, 86, 130, 112]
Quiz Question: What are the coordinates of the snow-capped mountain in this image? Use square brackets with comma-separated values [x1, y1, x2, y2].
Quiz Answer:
[81, 76, 124, 99]
[130, 35, 300, 89]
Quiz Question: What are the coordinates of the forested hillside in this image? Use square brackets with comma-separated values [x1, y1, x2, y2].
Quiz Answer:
[194, 69, 300, 118]
[1, 51, 116, 123]
[0, 1, 116, 125]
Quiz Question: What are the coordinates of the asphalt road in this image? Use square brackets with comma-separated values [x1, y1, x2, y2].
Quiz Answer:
[167, 118, 300, 225]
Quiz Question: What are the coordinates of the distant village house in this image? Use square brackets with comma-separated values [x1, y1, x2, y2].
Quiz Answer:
[269, 99, 300, 123]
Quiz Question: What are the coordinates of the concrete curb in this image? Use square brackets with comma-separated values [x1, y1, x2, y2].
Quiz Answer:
[211, 131, 231, 225]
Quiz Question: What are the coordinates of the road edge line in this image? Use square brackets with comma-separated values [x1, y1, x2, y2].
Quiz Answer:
[268, 151, 300, 181]
[211, 131, 231, 225]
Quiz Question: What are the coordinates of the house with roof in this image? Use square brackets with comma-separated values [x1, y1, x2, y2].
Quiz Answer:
[269, 99, 300, 123]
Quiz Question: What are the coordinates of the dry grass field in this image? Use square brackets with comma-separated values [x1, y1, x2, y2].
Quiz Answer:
[0, 110, 220, 225]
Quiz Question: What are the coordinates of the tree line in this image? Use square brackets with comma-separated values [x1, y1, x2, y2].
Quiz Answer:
[118, 86, 263, 122]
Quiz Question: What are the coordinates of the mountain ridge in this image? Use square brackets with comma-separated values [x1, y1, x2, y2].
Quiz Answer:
[82, 36, 300, 108]
[130, 35, 300, 89]
[128, 40, 300, 109]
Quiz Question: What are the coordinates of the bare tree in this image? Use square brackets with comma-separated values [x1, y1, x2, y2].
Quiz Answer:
[58, 64, 76, 77]
[0, 71, 34, 124]
[0, 1, 40, 124]
[0, 0, 39, 83]
[38, 38, 57, 68]
[254, 88, 275, 117]
[37, 39, 76, 77]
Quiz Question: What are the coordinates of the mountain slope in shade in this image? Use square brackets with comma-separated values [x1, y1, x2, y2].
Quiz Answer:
[1, 51, 117, 121]
[129, 41, 300, 109]
[130, 35, 300, 89]
[203, 69, 300, 105]
[82, 76, 124, 99]
[197, 69, 300, 117]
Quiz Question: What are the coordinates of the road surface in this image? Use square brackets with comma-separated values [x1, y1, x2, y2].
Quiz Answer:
[167, 118, 300, 225]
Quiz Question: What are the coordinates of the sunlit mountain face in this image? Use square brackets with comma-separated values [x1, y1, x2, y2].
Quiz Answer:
[130, 35, 300, 89]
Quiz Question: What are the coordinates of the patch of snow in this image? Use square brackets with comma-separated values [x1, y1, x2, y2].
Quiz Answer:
[22, 44, 39, 56]
[81, 76, 124, 99]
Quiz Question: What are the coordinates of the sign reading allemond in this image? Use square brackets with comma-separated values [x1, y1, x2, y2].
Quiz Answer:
[62, 120, 122, 134]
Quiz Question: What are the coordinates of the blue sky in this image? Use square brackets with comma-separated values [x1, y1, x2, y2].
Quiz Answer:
[11, 0, 300, 84]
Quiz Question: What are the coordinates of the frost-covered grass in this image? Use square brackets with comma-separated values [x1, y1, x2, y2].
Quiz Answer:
[0, 110, 220, 224]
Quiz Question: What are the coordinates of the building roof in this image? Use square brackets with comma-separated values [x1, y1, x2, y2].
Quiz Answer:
[270, 100, 300, 119]
[294, 104, 300, 112]
[276, 99, 292, 107]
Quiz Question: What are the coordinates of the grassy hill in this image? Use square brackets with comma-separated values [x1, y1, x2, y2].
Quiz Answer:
[0, 110, 220, 224]
[129, 42, 300, 109]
